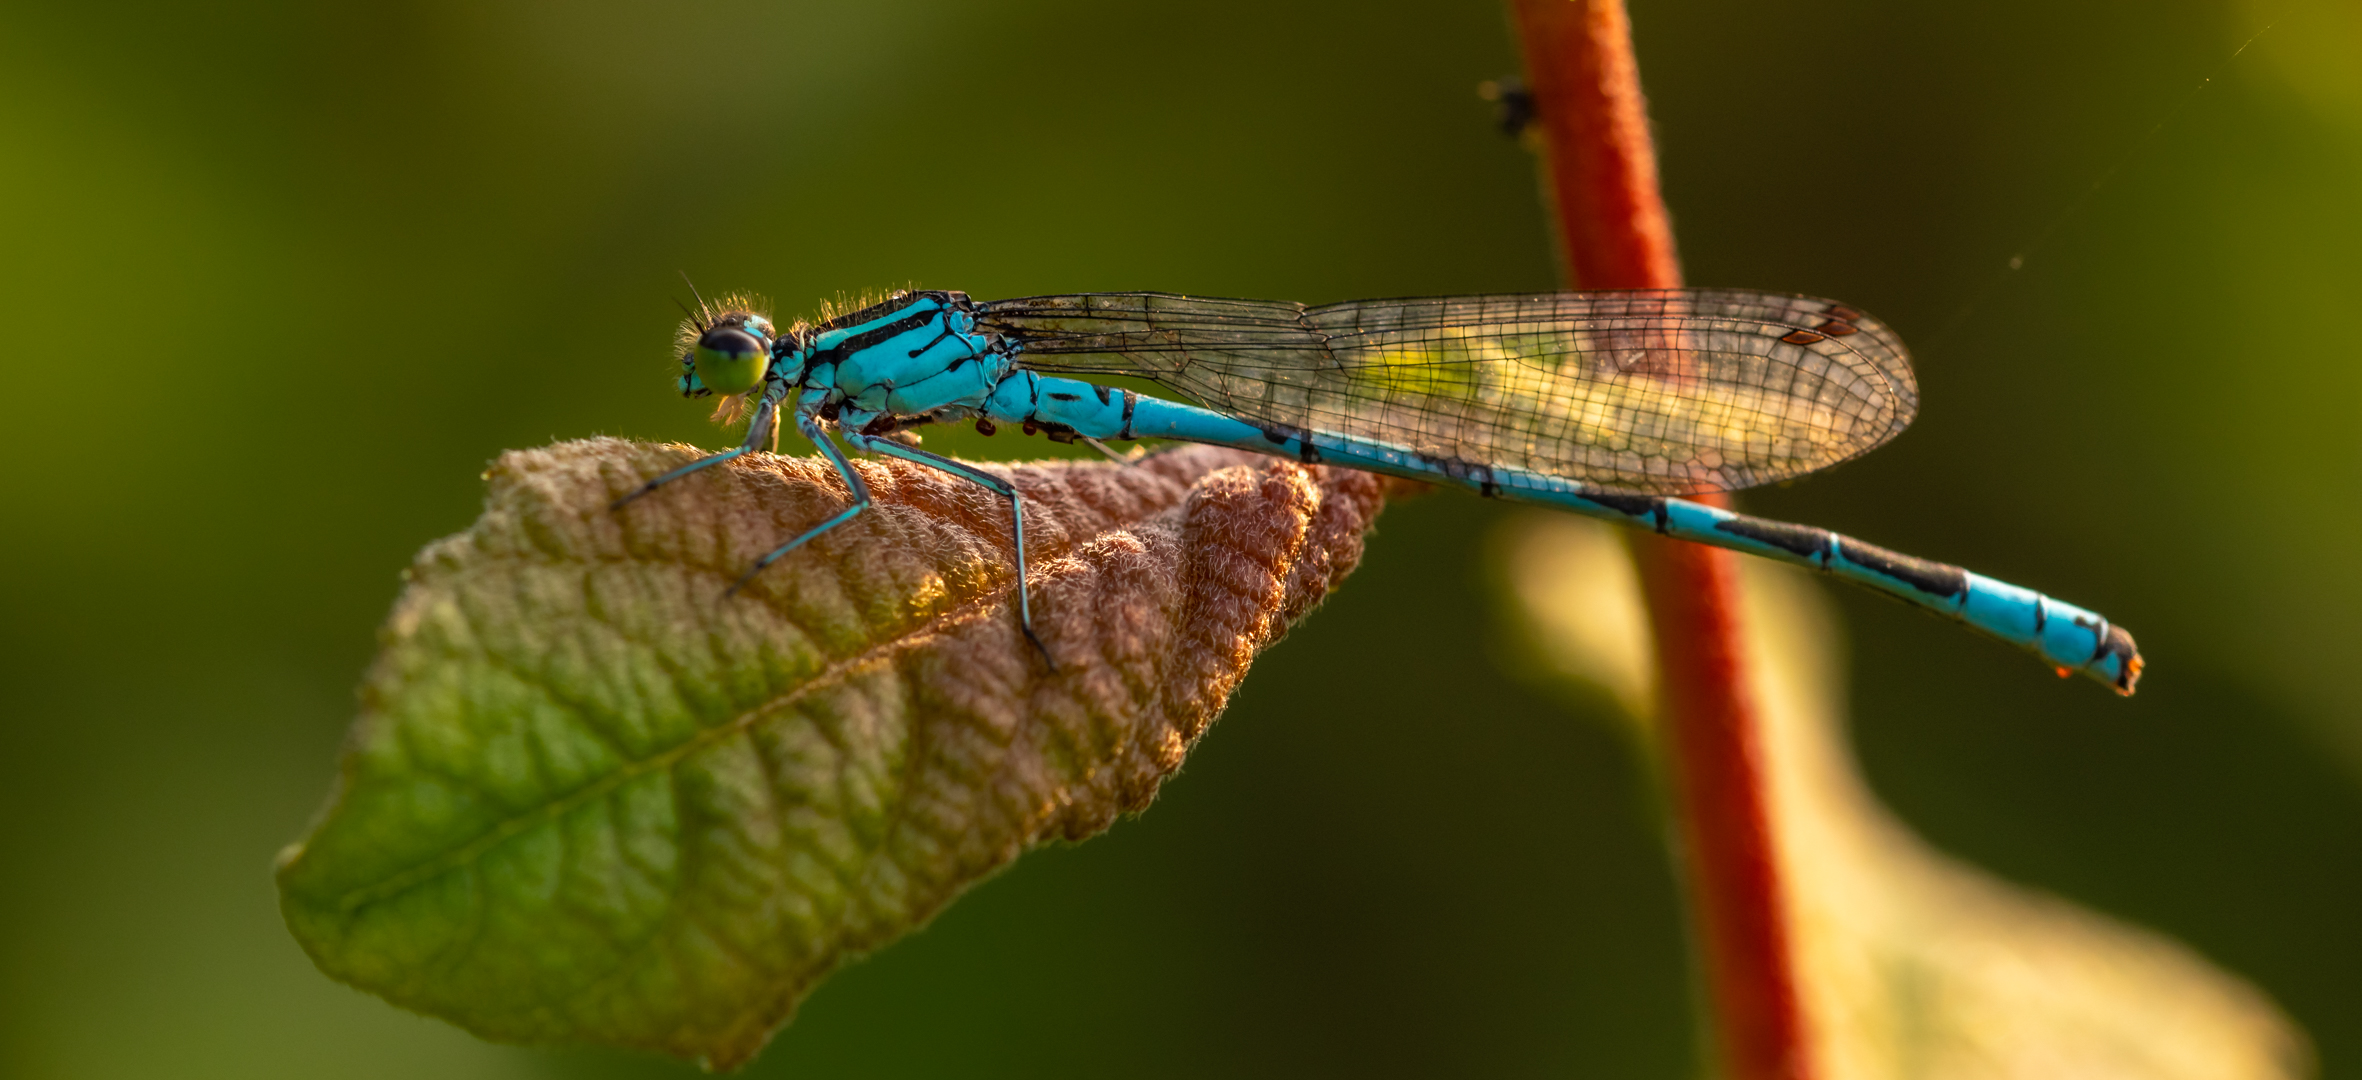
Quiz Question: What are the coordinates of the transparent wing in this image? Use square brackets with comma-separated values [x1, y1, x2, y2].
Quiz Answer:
[974, 289, 1918, 495]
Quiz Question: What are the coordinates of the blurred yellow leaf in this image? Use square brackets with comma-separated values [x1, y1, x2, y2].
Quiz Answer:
[1503, 514, 2311, 1080]
[276, 438, 1388, 1068]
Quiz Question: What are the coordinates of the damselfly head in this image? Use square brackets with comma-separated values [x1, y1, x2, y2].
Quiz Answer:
[687, 317, 772, 397]
[671, 292, 774, 401]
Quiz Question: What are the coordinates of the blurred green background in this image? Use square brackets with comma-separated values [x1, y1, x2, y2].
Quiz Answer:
[3, 0, 2357, 1076]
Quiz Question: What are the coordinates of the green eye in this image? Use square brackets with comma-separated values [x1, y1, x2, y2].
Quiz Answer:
[693, 327, 769, 395]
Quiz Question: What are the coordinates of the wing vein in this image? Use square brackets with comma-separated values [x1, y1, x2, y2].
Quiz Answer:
[975, 289, 1916, 495]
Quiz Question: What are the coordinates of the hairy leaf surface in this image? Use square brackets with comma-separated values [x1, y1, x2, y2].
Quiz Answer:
[277, 438, 1389, 1067]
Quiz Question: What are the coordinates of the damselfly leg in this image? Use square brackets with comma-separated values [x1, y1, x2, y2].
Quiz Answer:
[609, 395, 780, 510]
[844, 429, 1056, 671]
[723, 411, 873, 597]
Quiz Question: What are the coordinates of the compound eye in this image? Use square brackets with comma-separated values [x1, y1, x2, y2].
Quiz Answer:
[693, 326, 768, 395]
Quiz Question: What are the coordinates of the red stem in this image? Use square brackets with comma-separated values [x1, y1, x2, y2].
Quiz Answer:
[1507, 3, 1811, 1078]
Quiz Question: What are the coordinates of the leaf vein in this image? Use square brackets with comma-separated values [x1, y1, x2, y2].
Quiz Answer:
[331, 577, 1018, 913]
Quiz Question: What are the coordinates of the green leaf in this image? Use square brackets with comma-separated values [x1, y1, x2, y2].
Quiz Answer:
[276, 437, 1388, 1068]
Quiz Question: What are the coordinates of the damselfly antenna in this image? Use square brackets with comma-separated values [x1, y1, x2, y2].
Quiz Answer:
[680, 270, 714, 330]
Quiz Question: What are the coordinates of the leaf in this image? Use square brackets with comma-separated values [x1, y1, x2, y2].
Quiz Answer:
[276, 437, 1389, 1068]
[1502, 514, 2312, 1080]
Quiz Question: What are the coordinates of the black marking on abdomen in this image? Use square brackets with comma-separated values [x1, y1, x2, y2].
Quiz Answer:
[1258, 423, 1319, 463]
[1048, 391, 1080, 402]
[1119, 390, 1137, 439]
[2099, 623, 2140, 691]
[1583, 491, 1670, 533]
[2032, 597, 2047, 634]
[1091, 383, 1112, 405]
[2070, 614, 2137, 677]
[2074, 616, 2109, 662]
[1415, 453, 1497, 494]
[1715, 515, 1832, 563]
[1837, 538, 1968, 600]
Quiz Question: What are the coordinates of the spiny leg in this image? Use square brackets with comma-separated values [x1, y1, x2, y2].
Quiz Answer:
[724, 412, 872, 597]
[610, 394, 780, 510]
[846, 431, 1056, 671]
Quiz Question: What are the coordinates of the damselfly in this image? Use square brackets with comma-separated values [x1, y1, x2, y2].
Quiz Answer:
[614, 288, 2142, 694]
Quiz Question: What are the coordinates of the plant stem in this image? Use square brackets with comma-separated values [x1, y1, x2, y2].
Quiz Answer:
[1506, 2, 1811, 1077]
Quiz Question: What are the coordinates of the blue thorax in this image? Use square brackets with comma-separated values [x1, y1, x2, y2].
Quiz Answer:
[789, 292, 1013, 424]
